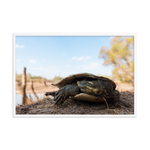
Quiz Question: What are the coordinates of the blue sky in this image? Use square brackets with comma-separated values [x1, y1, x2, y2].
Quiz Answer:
[15, 36, 114, 79]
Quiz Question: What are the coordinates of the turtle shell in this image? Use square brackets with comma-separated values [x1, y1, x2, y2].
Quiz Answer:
[52, 73, 116, 90]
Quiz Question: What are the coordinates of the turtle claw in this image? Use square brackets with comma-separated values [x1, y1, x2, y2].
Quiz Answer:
[45, 91, 65, 105]
[54, 95, 66, 106]
[54, 98, 61, 105]
[53, 87, 68, 105]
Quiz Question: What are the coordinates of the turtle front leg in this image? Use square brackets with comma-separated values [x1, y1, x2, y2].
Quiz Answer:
[53, 86, 68, 105]
[45, 89, 67, 105]
[46, 83, 80, 105]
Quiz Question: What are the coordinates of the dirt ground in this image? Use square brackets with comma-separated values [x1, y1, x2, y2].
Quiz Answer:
[16, 82, 134, 115]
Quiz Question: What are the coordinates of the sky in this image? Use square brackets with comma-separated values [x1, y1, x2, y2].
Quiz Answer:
[15, 36, 114, 79]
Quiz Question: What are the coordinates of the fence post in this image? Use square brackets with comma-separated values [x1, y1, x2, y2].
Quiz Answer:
[22, 67, 26, 105]
[31, 80, 40, 101]
[44, 80, 47, 86]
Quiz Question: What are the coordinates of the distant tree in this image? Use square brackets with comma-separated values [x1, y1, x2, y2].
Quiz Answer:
[31, 76, 42, 79]
[53, 76, 63, 82]
[16, 73, 22, 78]
[26, 73, 32, 81]
[16, 73, 22, 82]
[99, 36, 134, 84]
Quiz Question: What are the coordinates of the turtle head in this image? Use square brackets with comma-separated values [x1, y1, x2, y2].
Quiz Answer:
[77, 80, 102, 95]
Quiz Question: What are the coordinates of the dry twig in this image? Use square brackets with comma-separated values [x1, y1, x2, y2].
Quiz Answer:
[102, 96, 109, 109]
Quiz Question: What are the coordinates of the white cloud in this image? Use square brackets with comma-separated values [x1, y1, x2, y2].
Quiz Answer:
[85, 56, 90, 59]
[29, 59, 36, 63]
[66, 65, 70, 67]
[72, 57, 84, 61]
[72, 56, 91, 62]
[16, 44, 25, 48]
[63, 53, 66, 55]
[80, 62, 100, 70]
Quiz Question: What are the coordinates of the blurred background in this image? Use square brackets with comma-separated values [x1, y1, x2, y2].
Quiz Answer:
[15, 36, 134, 105]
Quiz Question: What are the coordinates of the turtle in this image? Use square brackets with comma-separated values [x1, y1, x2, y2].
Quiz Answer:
[45, 73, 122, 108]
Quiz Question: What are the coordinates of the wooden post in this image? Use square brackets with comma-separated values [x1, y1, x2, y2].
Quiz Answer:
[44, 80, 47, 86]
[22, 67, 27, 105]
[42, 77, 47, 86]
[31, 81, 40, 101]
